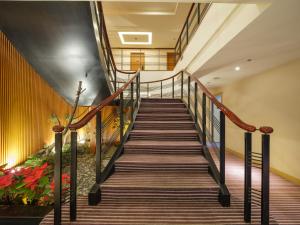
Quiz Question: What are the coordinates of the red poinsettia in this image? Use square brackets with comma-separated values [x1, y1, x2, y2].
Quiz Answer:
[23, 163, 48, 189]
[0, 174, 14, 188]
[50, 173, 70, 192]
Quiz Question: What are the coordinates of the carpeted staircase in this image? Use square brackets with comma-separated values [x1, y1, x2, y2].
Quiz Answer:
[41, 98, 278, 224]
[101, 98, 219, 202]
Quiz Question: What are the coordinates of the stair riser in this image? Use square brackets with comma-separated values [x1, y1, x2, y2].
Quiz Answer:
[141, 99, 182, 103]
[139, 109, 188, 113]
[124, 149, 202, 154]
[115, 168, 208, 172]
[134, 124, 195, 130]
[129, 136, 199, 141]
[136, 117, 192, 121]
[140, 104, 185, 108]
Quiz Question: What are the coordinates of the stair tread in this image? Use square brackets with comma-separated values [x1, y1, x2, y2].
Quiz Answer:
[135, 121, 194, 124]
[131, 130, 198, 134]
[116, 154, 207, 165]
[102, 172, 217, 189]
[125, 140, 202, 147]
[137, 113, 190, 117]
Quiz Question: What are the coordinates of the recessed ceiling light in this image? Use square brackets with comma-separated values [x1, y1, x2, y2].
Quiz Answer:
[235, 66, 241, 71]
[118, 32, 152, 45]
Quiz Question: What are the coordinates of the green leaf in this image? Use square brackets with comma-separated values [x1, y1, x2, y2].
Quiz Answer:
[0, 189, 5, 199]
[39, 176, 49, 187]
[15, 182, 26, 189]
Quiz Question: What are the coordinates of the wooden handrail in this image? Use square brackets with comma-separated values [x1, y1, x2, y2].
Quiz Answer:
[140, 71, 182, 84]
[185, 71, 273, 134]
[68, 71, 139, 131]
[97, 2, 136, 75]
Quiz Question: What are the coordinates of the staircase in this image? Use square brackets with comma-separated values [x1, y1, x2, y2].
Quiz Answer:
[101, 98, 219, 202]
[41, 98, 277, 224]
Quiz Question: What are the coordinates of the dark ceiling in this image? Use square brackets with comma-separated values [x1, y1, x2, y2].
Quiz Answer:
[0, 2, 110, 106]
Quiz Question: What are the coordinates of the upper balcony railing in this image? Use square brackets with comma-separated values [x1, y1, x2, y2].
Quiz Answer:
[111, 3, 211, 71]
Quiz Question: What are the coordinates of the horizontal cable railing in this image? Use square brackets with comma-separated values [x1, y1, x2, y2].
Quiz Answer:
[139, 70, 273, 225]
[112, 48, 176, 71]
[93, 2, 136, 92]
[52, 70, 140, 225]
[111, 3, 211, 72]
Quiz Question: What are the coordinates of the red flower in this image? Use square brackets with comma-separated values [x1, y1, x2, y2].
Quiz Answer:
[0, 174, 14, 188]
[23, 163, 48, 189]
[50, 173, 70, 192]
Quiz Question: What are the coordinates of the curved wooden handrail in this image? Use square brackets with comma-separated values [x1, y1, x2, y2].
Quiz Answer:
[97, 2, 136, 76]
[68, 71, 139, 131]
[140, 71, 183, 84]
[185, 71, 273, 134]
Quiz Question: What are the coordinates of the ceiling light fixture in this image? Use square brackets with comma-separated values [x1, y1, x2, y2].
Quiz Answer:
[235, 66, 241, 71]
[118, 32, 152, 45]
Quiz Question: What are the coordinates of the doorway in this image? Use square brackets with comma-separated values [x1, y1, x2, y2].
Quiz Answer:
[130, 52, 145, 71]
[167, 52, 176, 71]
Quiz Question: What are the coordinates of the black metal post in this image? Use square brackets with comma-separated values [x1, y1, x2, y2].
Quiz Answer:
[161, 81, 163, 98]
[136, 76, 138, 106]
[147, 83, 149, 98]
[197, 3, 201, 24]
[138, 74, 140, 100]
[261, 134, 270, 225]
[114, 70, 117, 92]
[181, 72, 183, 100]
[172, 77, 175, 99]
[202, 93, 206, 146]
[131, 83, 134, 121]
[96, 112, 102, 184]
[244, 132, 252, 223]
[186, 22, 189, 45]
[188, 76, 191, 109]
[220, 111, 225, 185]
[70, 131, 77, 221]
[120, 92, 124, 144]
[194, 82, 198, 124]
[179, 38, 182, 58]
[54, 131, 62, 225]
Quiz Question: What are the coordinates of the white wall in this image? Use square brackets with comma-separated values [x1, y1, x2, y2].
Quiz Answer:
[174, 3, 270, 76]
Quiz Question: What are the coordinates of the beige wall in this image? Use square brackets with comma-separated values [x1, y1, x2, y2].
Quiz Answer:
[217, 59, 300, 181]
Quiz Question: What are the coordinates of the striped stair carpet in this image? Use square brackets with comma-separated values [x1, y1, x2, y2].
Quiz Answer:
[40, 98, 281, 224]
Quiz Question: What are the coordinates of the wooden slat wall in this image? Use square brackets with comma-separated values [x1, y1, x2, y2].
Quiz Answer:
[0, 32, 73, 168]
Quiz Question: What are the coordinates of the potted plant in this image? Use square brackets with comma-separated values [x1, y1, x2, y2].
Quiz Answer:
[0, 163, 70, 225]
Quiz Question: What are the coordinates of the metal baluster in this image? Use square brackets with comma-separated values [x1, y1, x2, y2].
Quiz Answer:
[186, 21, 189, 45]
[131, 83, 134, 121]
[172, 77, 175, 99]
[161, 81, 163, 98]
[202, 93, 206, 146]
[220, 111, 226, 186]
[120, 92, 124, 144]
[188, 76, 191, 109]
[70, 131, 77, 221]
[244, 132, 252, 223]
[147, 83, 149, 98]
[96, 111, 102, 184]
[194, 82, 198, 125]
[114, 69, 117, 92]
[262, 134, 270, 225]
[197, 3, 201, 24]
[136, 76, 139, 106]
[54, 127, 63, 225]
[181, 72, 183, 99]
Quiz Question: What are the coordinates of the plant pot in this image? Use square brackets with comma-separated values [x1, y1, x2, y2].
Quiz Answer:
[0, 205, 52, 225]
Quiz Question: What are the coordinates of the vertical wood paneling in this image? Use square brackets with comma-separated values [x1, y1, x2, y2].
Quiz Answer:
[0, 32, 73, 168]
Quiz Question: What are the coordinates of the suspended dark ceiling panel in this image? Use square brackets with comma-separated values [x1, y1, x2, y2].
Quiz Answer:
[0, 2, 110, 105]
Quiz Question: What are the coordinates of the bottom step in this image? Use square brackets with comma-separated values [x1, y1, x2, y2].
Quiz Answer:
[102, 172, 218, 201]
